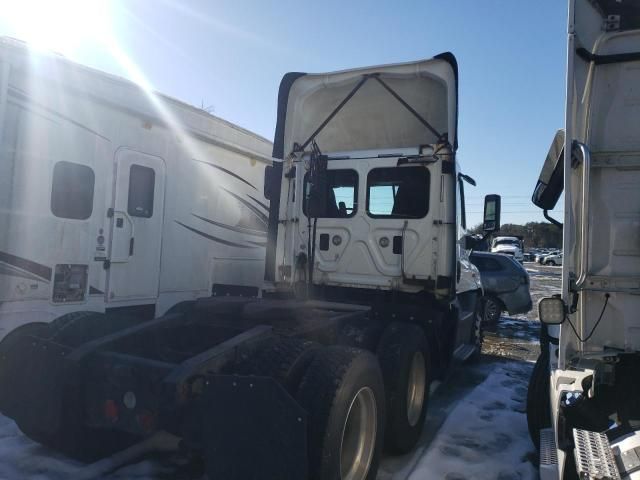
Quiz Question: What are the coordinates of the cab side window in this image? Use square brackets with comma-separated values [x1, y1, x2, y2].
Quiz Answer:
[367, 167, 429, 218]
[303, 169, 358, 218]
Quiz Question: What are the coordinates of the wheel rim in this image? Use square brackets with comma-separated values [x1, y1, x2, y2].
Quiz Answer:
[340, 386, 377, 480]
[485, 299, 500, 322]
[406, 351, 426, 427]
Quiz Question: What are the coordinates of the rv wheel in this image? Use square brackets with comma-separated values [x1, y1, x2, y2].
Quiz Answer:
[0, 322, 48, 360]
[526, 350, 551, 451]
[377, 323, 430, 454]
[296, 346, 385, 480]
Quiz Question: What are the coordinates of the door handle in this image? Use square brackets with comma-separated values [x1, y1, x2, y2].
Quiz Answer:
[110, 210, 135, 260]
[112, 210, 134, 234]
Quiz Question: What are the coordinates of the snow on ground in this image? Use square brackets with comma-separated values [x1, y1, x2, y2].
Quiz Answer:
[405, 362, 537, 480]
[0, 415, 82, 480]
[378, 361, 537, 480]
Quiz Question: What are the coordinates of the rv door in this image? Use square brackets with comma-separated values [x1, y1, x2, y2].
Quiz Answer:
[106, 149, 166, 306]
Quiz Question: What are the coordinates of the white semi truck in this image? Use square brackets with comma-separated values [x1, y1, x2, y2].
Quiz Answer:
[526, 1, 640, 479]
[0, 52, 501, 479]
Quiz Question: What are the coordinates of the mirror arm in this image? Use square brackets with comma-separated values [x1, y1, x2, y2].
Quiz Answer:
[543, 209, 563, 228]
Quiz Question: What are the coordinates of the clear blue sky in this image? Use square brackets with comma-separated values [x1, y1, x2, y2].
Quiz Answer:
[1, 0, 568, 227]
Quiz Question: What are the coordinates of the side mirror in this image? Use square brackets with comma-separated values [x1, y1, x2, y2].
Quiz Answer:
[532, 129, 564, 210]
[538, 296, 566, 325]
[263, 164, 281, 201]
[483, 194, 501, 233]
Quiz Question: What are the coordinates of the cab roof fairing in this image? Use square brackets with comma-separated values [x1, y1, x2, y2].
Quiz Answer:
[271, 53, 459, 160]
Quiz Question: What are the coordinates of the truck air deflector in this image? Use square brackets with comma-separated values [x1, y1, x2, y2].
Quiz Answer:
[274, 54, 458, 158]
[292, 74, 448, 156]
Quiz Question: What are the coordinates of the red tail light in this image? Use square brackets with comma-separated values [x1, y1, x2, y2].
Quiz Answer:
[104, 400, 119, 423]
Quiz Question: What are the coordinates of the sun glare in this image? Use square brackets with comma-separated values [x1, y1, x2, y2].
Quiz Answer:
[5, 0, 112, 56]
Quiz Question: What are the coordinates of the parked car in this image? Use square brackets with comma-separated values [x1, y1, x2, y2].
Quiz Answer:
[470, 252, 533, 323]
[523, 251, 536, 262]
[543, 252, 563, 266]
[536, 250, 560, 264]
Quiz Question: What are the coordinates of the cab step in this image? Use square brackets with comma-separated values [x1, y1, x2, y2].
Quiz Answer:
[539, 428, 559, 479]
[573, 428, 621, 480]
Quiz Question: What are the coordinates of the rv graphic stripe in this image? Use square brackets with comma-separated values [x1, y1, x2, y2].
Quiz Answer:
[191, 214, 267, 236]
[175, 221, 256, 249]
[247, 194, 269, 212]
[0, 263, 47, 283]
[221, 189, 269, 225]
[246, 241, 268, 247]
[0, 251, 52, 282]
[9, 88, 111, 142]
[194, 159, 258, 191]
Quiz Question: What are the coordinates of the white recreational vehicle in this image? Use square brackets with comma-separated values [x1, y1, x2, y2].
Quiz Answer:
[0, 38, 272, 340]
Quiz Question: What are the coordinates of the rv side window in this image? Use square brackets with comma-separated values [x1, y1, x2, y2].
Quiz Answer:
[51, 161, 95, 220]
[128, 165, 155, 218]
[303, 169, 358, 218]
[367, 167, 429, 218]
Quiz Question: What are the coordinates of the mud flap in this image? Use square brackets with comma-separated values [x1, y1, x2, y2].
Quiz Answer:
[0, 335, 73, 434]
[201, 375, 308, 480]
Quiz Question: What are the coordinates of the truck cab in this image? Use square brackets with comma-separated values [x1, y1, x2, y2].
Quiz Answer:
[527, 1, 640, 478]
[264, 56, 497, 309]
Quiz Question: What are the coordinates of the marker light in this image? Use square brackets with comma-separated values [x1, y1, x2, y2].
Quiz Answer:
[538, 297, 566, 325]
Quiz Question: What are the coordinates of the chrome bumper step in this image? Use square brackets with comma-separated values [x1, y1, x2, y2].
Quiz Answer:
[574, 428, 621, 480]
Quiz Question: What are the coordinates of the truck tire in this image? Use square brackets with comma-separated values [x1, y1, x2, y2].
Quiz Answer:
[7, 314, 137, 460]
[526, 350, 551, 451]
[376, 323, 430, 454]
[235, 338, 319, 393]
[296, 346, 385, 480]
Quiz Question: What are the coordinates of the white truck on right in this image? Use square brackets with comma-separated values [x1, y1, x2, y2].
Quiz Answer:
[526, 1, 640, 479]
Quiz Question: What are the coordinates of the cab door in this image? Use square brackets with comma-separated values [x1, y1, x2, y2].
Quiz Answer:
[106, 149, 166, 305]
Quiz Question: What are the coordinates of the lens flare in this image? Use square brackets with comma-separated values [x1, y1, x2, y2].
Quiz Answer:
[4, 0, 112, 56]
